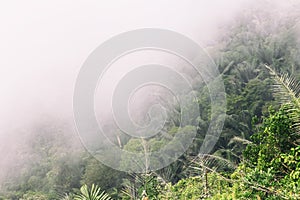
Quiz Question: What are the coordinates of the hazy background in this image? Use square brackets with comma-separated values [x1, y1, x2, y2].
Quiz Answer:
[0, 0, 299, 183]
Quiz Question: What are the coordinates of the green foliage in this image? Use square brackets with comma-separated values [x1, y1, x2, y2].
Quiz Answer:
[1, 4, 300, 200]
[74, 184, 111, 200]
[244, 105, 296, 172]
[120, 173, 162, 200]
[81, 157, 125, 196]
[60, 193, 75, 200]
[137, 175, 161, 200]
[158, 173, 231, 200]
[228, 103, 300, 199]
[169, 176, 204, 199]
[19, 191, 51, 200]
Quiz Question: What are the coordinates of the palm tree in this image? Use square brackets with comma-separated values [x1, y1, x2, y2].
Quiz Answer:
[265, 64, 300, 136]
[74, 184, 111, 200]
[60, 193, 75, 200]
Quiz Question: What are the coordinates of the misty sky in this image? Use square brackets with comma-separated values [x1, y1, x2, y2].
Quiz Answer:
[0, 0, 254, 131]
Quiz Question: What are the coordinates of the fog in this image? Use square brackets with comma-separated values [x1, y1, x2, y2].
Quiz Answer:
[0, 0, 299, 185]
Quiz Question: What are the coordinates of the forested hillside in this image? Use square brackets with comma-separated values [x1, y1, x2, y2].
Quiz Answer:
[1, 3, 300, 200]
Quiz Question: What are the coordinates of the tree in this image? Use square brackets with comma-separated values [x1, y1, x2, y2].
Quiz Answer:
[74, 184, 111, 200]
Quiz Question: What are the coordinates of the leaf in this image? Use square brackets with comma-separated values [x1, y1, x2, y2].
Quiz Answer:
[74, 184, 111, 200]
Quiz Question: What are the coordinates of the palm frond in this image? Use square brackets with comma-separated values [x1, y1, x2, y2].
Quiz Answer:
[229, 136, 252, 145]
[188, 154, 236, 177]
[265, 64, 300, 136]
[59, 193, 75, 200]
[74, 184, 111, 200]
[120, 173, 144, 199]
[265, 64, 300, 103]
